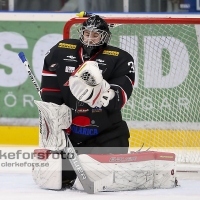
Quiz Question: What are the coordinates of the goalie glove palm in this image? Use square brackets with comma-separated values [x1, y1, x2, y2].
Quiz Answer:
[69, 60, 114, 108]
[69, 76, 110, 107]
[69, 61, 103, 106]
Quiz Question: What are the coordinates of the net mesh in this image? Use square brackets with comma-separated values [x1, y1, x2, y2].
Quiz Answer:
[66, 19, 200, 164]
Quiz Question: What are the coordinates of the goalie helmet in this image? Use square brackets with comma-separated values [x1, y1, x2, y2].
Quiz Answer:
[79, 15, 111, 57]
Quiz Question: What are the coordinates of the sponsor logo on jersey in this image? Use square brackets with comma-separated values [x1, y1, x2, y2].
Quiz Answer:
[58, 43, 76, 49]
[96, 59, 104, 62]
[77, 108, 89, 113]
[96, 59, 107, 65]
[92, 107, 102, 113]
[49, 63, 59, 71]
[72, 116, 91, 126]
[65, 66, 75, 73]
[63, 55, 78, 62]
[102, 50, 119, 56]
[71, 125, 98, 136]
[67, 55, 76, 59]
[71, 116, 99, 136]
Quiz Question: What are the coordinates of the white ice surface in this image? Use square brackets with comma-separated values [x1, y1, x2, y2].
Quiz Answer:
[1, 171, 200, 200]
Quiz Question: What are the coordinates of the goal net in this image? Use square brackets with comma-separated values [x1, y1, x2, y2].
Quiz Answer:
[63, 17, 200, 165]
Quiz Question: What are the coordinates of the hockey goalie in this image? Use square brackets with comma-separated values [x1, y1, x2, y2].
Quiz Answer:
[32, 13, 177, 193]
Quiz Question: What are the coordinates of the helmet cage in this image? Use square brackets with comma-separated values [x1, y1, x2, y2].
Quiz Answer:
[79, 26, 111, 47]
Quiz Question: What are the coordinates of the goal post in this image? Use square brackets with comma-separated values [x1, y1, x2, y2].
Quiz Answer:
[63, 17, 200, 164]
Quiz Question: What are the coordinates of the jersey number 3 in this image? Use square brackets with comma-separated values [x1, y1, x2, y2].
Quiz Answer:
[128, 61, 135, 73]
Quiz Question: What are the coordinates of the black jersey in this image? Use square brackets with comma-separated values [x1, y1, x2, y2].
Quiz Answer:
[41, 39, 135, 144]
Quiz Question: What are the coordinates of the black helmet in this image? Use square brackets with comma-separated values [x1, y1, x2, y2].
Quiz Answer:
[79, 15, 111, 57]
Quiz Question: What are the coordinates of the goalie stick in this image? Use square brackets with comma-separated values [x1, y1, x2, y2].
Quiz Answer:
[18, 52, 114, 194]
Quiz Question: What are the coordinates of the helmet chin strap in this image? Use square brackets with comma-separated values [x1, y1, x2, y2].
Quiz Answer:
[83, 45, 102, 59]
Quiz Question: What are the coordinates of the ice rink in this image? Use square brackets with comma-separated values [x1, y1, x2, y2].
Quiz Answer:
[1, 147, 200, 200]
[1, 172, 200, 200]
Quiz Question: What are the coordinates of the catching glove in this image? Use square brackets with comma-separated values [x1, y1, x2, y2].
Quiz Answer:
[69, 61, 115, 108]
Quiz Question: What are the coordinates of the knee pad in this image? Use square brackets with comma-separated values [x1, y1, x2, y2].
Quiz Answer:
[32, 149, 62, 190]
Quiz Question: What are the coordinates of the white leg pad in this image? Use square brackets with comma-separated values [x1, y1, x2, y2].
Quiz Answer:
[73, 151, 176, 192]
[154, 152, 176, 189]
[32, 149, 62, 190]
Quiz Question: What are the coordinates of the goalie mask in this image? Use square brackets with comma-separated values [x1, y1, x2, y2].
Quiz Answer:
[79, 15, 111, 57]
